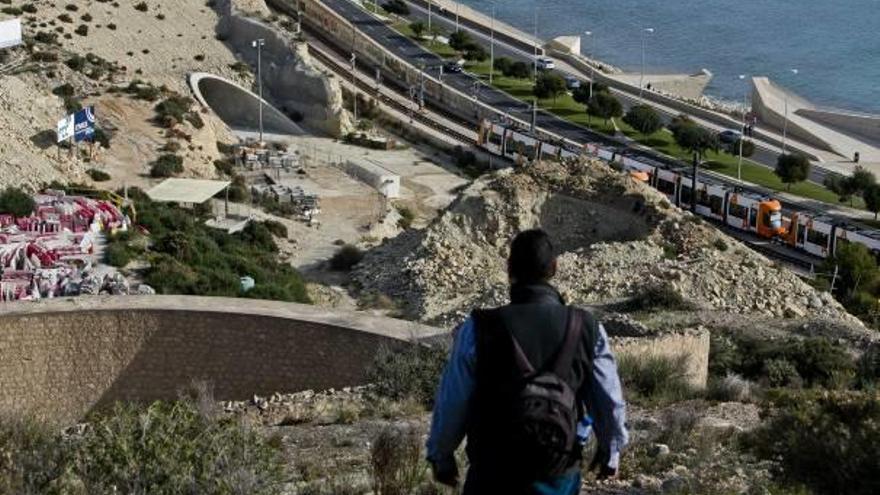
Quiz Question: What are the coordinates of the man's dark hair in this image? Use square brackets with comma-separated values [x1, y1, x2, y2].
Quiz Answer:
[508, 229, 556, 284]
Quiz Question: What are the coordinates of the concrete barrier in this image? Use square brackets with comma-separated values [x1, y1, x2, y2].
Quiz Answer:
[0, 296, 442, 423]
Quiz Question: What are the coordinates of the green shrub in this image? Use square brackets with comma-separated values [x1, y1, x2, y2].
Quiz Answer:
[21, 3, 37, 14]
[74, 24, 88, 36]
[149, 154, 184, 178]
[65, 54, 85, 71]
[0, 187, 35, 217]
[51, 83, 75, 98]
[368, 343, 449, 408]
[709, 334, 854, 388]
[104, 241, 133, 267]
[155, 95, 196, 128]
[396, 205, 415, 230]
[262, 219, 288, 238]
[622, 282, 695, 312]
[617, 353, 694, 404]
[746, 390, 880, 495]
[134, 1, 148, 12]
[86, 168, 111, 182]
[856, 344, 880, 389]
[370, 424, 432, 495]
[0, 416, 70, 494]
[330, 244, 364, 271]
[79, 400, 284, 493]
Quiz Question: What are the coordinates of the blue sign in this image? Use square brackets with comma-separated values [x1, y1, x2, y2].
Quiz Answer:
[73, 106, 96, 142]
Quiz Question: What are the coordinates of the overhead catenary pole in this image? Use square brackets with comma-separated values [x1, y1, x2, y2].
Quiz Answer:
[584, 30, 594, 101]
[738, 74, 748, 183]
[427, 0, 432, 32]
[252, 38, 266, 145]
[455, 2, 460, 32]
[489, 4, 495, 85]
[533, 5, 538, 83]
[639, 27, 654, 102]
[781, 68, 798, 155]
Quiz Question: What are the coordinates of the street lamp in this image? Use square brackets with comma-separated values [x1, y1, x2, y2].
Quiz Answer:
[251, 38, 266, 145]
[427, 0, 432, 32]
[489, 3, 495, 85]
[781, 68, 798, 155]
[350, 51, 358, 122]
[738, 74, 749, 183]
[533, 6, 539, 83]
[584, 30, 594, 101]
[639, 27, 654, 102]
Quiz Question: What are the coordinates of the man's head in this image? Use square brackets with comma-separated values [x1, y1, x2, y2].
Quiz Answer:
[507, 229, 557, 285]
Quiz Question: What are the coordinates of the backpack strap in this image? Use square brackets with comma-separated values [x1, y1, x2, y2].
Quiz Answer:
[551, 308, 584, 379]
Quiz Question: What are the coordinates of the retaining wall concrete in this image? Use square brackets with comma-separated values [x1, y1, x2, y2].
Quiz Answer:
[214, 0, 350, 136]
[798, 108, 880, 148]
[0, 296, 442, 424]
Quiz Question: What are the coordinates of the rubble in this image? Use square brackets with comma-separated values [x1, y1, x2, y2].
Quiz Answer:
[354, 160, 862, 329]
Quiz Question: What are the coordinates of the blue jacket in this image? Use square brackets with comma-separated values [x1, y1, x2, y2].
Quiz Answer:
[426, 316, 629, 490]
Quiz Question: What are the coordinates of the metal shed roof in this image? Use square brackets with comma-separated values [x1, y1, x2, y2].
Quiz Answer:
[146, 178, 230, 204]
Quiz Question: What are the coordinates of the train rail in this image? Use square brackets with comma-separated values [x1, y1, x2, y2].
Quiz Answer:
[306, 42, 475, 145]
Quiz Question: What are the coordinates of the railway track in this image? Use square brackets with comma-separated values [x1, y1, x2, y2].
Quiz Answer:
[304, 38, 823, 276]
[306, 42, 475, 145]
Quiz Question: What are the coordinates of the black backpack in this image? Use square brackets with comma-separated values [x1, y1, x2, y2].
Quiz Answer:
[508, 308, 586, 478]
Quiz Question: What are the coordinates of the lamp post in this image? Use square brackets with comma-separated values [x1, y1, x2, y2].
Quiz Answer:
[489, 3, 495, 85]
[639, 27, 654, 102]
[350, 52, 358, 122]
[738, 74, 749, 183]
[584, 30, 594, 101]
[781, 68, 798, 155]
[252, 38, 266, 145]
[427, 0, 432, 32]
[455, 2, 460, 32]
[533, 6, 538, 83]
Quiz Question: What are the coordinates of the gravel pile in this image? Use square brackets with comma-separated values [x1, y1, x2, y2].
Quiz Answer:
[354, 160, 860, 328]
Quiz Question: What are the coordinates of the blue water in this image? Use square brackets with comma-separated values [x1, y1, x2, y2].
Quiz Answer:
[459, 0, 880, 113]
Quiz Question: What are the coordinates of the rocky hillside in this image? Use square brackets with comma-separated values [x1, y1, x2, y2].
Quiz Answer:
[354, 160, 865, 333]
[0, 0, 282, 190]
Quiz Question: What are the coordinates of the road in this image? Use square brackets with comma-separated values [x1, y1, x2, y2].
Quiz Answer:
[390, 0, 833, 185]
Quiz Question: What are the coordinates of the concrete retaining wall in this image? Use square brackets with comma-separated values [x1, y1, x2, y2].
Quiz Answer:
[612, 330, 710, 389]
[798, 108, 880, 148]
[0, 296, 441, 423]
[214, 0, 349, 136]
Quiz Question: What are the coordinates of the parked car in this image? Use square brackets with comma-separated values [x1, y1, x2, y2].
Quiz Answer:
[564, 76, 581, 90]
[536, 57, 555, 70]
[443, 61, 463, 73]
[718, 129, 742, 144]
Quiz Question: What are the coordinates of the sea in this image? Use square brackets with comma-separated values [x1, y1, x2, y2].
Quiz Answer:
[458, 0, 880, 114]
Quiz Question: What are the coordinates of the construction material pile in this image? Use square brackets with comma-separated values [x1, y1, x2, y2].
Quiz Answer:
[0, 191, 129, 301]
[354, 160, 861, 329]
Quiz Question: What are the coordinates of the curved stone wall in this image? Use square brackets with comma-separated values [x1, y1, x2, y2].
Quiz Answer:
[0, 296, 442, 423]
[189, 72, 304, 136]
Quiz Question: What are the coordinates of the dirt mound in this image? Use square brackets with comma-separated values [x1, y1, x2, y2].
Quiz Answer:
[354, 160, 861, 329]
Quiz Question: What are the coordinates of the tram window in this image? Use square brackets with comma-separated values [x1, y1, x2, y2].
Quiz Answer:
[489, 132, 503, 147]
[710, 195, 723, 215]
[749, 208, 758, 228]
[728, 203, 748, 219]
[680, 186, 692, 204]
[797, 224, 806, 246]
[657, 178, 676, 195]
[807, 229, 829, 248]
[697, 190, 711, 207]
[524, 144, 537, 158]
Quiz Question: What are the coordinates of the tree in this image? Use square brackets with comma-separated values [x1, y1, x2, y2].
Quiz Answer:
[572, 82, 609, 106]
[622, 104, 663, 138]
[493, 56, 512, 75]
[672, 121, 718, 160]
[448, 31, 474, 52]
[0, 187, 35, 218]
[533, 73, 566, 102]
[507, 61, 531, 79]
[775, 153, 811, 191]
[463, 45, 488, 62]
[825, 174, 858, 205]
[864, 183, 880, 219]
[587, 92, 623, 125]
[409, 21, 425, 39]
[825, 242, 878, 298]
[728, 138, 755, 158]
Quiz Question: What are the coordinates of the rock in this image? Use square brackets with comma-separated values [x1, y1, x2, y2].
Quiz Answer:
[649, 443, 671, 457]
[136, 284, 156, 295]
[661, 476, 689, 494]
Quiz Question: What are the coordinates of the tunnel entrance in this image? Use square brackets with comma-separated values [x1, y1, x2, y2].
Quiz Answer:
[189, 72, 303, 137]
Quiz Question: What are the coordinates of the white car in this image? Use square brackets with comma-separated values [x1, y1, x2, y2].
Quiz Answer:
[536, 57, 555, 70]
